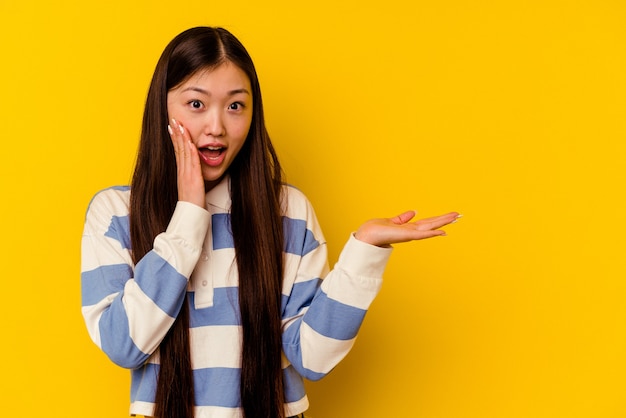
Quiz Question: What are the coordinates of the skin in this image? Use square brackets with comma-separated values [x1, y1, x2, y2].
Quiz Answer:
[354, 210, 460, 247]
[167, 62, 460, 247]
[167, 62, 252, 208]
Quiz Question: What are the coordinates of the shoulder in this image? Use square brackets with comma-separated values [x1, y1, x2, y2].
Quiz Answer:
[280, 184, 326, 242]
[83, 186, 131, 234]
[86, 186, 131, 214]
[281, 184, 315, 219]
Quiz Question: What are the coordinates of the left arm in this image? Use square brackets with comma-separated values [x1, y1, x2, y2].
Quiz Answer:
[280, 200, 460, 380]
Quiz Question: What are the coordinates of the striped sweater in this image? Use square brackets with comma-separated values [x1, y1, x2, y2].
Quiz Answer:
[81, 177, 392, 417]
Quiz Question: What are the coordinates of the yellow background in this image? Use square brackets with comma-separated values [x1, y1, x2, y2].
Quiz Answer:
[1, 0, 625, 417]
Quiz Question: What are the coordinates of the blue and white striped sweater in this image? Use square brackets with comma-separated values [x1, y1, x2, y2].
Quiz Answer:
[81, 178, 392, 417]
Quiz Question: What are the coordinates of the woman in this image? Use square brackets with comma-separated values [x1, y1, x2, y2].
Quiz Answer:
[81, 26, 459, 418]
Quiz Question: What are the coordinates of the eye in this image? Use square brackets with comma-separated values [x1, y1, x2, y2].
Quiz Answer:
[228, 102, 243, 111]
[188, 99, 204, 109]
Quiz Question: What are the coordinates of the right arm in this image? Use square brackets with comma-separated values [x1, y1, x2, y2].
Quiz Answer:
[80, 188, 210, 369]
[81, 119, 207, 368]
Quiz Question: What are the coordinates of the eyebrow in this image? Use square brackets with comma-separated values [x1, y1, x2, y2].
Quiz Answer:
[181, 87, 251, 96]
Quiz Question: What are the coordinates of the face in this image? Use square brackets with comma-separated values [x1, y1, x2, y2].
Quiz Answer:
[167, 62, 253, 191]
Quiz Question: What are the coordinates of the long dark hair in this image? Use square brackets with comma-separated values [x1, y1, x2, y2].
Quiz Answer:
[129, 27, 285, 418]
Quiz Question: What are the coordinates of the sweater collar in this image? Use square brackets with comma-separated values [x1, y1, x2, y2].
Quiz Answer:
[205, 175, 231, 211]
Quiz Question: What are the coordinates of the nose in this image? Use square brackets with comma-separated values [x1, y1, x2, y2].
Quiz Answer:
[203, 108, 225, 137]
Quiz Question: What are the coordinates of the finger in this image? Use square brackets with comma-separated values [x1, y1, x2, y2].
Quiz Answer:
[415, 212, 461, 231]
[169, 119, 185, 157]
[386, 225, 447, 244]
[179, 123, 198, 174]
[168, 125, 184, 176]
[186, 139, 201, 171]
[174, 119, 190, 159]
[416, 229, 448, 239]
[402, 223, 449, 239]
[391, 210, 417, 225]
[412, 212, 458, 224]
[168, 123, 178, 154]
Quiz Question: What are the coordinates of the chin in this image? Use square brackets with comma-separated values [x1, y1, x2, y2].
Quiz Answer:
[202, 169, 225, 182]
[203, 172, 227, 191]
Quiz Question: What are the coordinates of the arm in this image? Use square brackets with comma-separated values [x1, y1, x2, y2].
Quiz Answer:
[281, 232, 391, 380]
[281, 196, 459, 380]
[81, 189, 210, 369]
[82, 120, 209, 368]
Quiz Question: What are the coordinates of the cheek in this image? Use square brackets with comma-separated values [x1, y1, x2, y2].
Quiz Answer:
[166, 100, 179, 122]
[176, 119, 203, 140]
[223, 119, 250, 148]
[234, 118, 253, 141]
[234, 127, 250, 143]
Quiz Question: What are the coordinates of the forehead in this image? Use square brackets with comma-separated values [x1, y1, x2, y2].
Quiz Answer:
[172, 62, 252, 93]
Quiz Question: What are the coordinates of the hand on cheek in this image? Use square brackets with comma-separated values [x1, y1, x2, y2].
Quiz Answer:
[168, 118, 206, 208]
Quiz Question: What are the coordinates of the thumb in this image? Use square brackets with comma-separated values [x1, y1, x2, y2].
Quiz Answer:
[391, 210, 417, 225]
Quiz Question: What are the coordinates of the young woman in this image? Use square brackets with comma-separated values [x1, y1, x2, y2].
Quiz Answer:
[81, 26, 460, 418]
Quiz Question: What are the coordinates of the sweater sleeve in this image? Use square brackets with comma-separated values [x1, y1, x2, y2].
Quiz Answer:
[81, 189, 210, 369]
[280, 191, 392, 380]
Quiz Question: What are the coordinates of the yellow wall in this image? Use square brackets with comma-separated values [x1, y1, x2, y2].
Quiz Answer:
[1, 1, 625, 417]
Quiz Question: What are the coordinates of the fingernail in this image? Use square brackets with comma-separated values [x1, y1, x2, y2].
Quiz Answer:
[456, 214, 464, 218]
[179, 124, 185, 134]
[167, 125, 173, 135]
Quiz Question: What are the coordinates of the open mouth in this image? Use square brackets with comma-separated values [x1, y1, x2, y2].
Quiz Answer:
[198, 145, 227, 167]
[199, 146, 225, 160]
